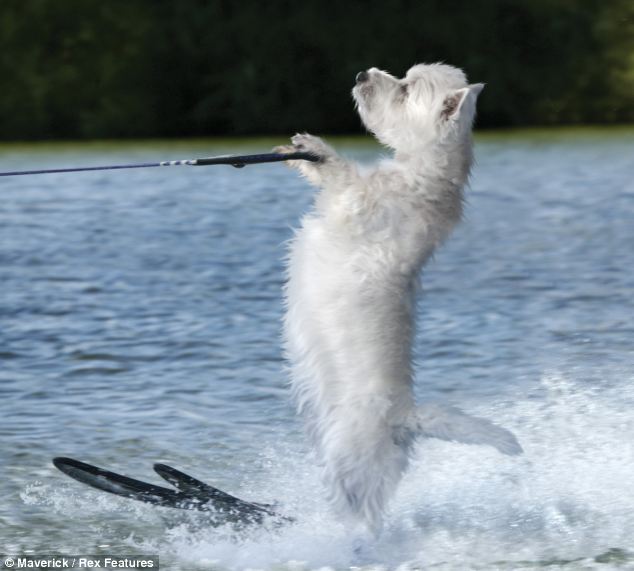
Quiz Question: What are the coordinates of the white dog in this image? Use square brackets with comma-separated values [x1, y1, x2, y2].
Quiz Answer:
[276, 63, 521, 532]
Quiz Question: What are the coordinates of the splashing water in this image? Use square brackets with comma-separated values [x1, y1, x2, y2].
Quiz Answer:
[19, 371, 634, 570]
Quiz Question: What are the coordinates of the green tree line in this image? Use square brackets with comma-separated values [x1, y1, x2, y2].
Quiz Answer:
[0, 0, 632, 140]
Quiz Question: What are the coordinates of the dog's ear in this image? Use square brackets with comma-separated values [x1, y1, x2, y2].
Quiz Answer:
[441, 83, 485, 120]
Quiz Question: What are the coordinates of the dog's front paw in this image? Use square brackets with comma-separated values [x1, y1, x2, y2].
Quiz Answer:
[273, 144, 296, 155]
[274, 134, 334, 172]
[291, 133, 333, 160]
[273, 143, 305, 170]
[274, 134, 340, 183]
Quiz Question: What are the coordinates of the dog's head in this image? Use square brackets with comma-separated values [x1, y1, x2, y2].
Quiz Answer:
[352, 63, 483, 153]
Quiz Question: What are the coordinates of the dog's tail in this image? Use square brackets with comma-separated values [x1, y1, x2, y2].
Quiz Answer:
[401, 403, 522, 456]
[317, 401, 520, 532]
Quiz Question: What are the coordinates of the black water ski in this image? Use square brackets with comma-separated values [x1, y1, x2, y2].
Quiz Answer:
[153, 463, 273, 512]
[53, 457, 280, 524]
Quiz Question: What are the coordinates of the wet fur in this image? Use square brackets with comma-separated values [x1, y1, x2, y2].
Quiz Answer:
[277, 63, 521, 531]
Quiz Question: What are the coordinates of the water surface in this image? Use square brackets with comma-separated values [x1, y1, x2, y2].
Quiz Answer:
[1, 130, 634, 569]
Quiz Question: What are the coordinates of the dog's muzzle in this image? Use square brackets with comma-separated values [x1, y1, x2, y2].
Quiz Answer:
[355, 70, 369, 84]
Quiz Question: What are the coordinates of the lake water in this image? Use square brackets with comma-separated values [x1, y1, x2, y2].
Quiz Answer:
[1, 130, 634, 570]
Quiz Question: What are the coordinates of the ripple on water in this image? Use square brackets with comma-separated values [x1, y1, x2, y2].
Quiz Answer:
[2, 133, 634, 569]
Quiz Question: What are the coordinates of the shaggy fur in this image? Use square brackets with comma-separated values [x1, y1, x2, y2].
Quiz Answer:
[276, 63, 521, 532]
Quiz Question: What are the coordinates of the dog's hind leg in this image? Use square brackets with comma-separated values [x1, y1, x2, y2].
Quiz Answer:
[398, 403, 522, 456]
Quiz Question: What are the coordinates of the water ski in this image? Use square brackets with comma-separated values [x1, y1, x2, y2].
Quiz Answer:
[52, 457, 288, 525]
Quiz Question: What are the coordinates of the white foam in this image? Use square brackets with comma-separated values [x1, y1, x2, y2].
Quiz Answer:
[34, 371, 634, 570]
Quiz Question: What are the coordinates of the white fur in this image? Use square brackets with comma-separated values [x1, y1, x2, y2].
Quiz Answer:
[277, 63, 521, 532]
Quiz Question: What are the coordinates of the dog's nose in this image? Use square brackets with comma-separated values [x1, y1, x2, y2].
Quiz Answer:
[355, 70, 369, 83]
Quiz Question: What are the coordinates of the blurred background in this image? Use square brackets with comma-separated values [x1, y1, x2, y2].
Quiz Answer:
[1, 0, 633, 141]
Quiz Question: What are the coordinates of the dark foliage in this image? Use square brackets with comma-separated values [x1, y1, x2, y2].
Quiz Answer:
[1, 0, 632, 139]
